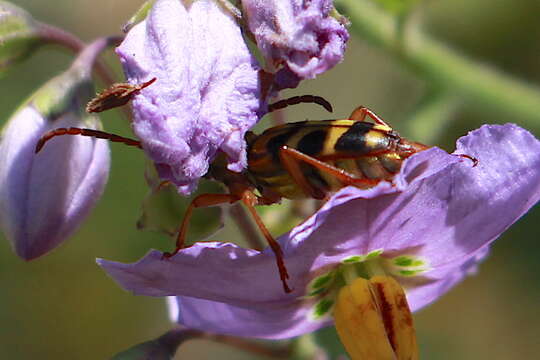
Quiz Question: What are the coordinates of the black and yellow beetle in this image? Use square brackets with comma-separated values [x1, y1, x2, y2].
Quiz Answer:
[35, 81, 473, 293]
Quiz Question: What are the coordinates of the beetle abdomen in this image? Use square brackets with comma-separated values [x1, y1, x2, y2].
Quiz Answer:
[246, 120, 411, 199]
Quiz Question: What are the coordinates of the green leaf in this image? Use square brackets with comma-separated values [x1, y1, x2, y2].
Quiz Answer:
[137, 164, 223, 245]
[0, 1, 42, 75]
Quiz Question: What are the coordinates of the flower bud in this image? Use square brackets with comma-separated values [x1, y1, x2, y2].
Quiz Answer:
[0, 1, 41, 74]
[0, 64, 110, 260]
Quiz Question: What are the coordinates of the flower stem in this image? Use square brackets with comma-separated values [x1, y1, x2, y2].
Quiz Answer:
[36, 23, 132, 120]
[72, 36, 123, 78]
[406, 90, 462, 143]
[336, 0, 540, 127]
[36, 22, 119, 86]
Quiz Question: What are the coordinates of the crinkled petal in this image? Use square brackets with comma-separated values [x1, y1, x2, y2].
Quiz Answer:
[117, 0, 262, 194]
[99, 124, 539, 339]
[243, 0, 348, 84]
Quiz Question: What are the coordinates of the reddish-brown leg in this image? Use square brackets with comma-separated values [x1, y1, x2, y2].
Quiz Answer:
[241, 191, 291, 293]
[279, 147, 327, 200]
[35, 127, 142, 153]
[162, 191, 292, 293]
[349, 106, 391, 128]
[162, 193, 240, 258]
[280, 146, 381, 191]
[269, 95, 333, 113]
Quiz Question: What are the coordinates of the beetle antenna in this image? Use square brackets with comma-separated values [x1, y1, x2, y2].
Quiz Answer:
[35, 127, 142, 153]
[268, 95, 333, 113]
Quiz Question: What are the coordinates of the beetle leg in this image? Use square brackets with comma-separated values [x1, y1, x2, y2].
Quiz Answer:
[162, 191, 292, 293]
[280, 146, 380, 190]
[35, 127, 142, 153]
[349, 106, 391, 128]
[162, 193, 240, 259]
[241, 190, 291, 293]
[279, 146, 327, 200]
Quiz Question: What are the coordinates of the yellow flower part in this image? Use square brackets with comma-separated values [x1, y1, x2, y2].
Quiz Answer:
[333, 276, 418, 360]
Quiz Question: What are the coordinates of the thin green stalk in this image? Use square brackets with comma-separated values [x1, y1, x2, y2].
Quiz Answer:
[336, 0, 540, 127]
[406, 91, 461, 143]
[37, 22, 119, 86]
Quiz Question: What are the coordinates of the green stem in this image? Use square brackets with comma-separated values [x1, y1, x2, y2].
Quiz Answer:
[406, 90, 461, 143]
[37, 22, 118, 86]
[72, 36, 123, 79]
[336, 0, 540, 126]
[37, 23, 131, 120]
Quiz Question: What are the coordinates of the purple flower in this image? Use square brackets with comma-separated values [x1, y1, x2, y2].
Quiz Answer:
[242, 0, 349, 88]
[99, 124, 540, 339]
[0, 68, 110, 260]
[117, 0, 263, 194]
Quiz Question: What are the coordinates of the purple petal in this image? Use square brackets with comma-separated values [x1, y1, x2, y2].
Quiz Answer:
[99, 124, 539, 339]
[404, 244, 491, 311]
[167, 295, 330, 339]
[99, 245, 289, 304]
[367, 124, 540, 268]
[98, 141, 460, 337]
[100, 244, 334, 338]
[117, 0, 263, 194]
[242, 0, 348, 85]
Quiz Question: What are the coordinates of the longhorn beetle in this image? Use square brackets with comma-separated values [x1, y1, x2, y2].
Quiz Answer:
[35, 80, 476, 293]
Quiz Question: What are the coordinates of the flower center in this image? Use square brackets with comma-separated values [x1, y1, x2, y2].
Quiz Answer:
[306, 249, 430, 321]
[305, 249, 423, 360]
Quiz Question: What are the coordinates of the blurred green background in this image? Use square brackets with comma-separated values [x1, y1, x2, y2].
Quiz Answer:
[1, 0, 539, 359]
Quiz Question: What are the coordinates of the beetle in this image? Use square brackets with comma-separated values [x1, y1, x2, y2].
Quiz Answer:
[35, 81, 475, 293]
